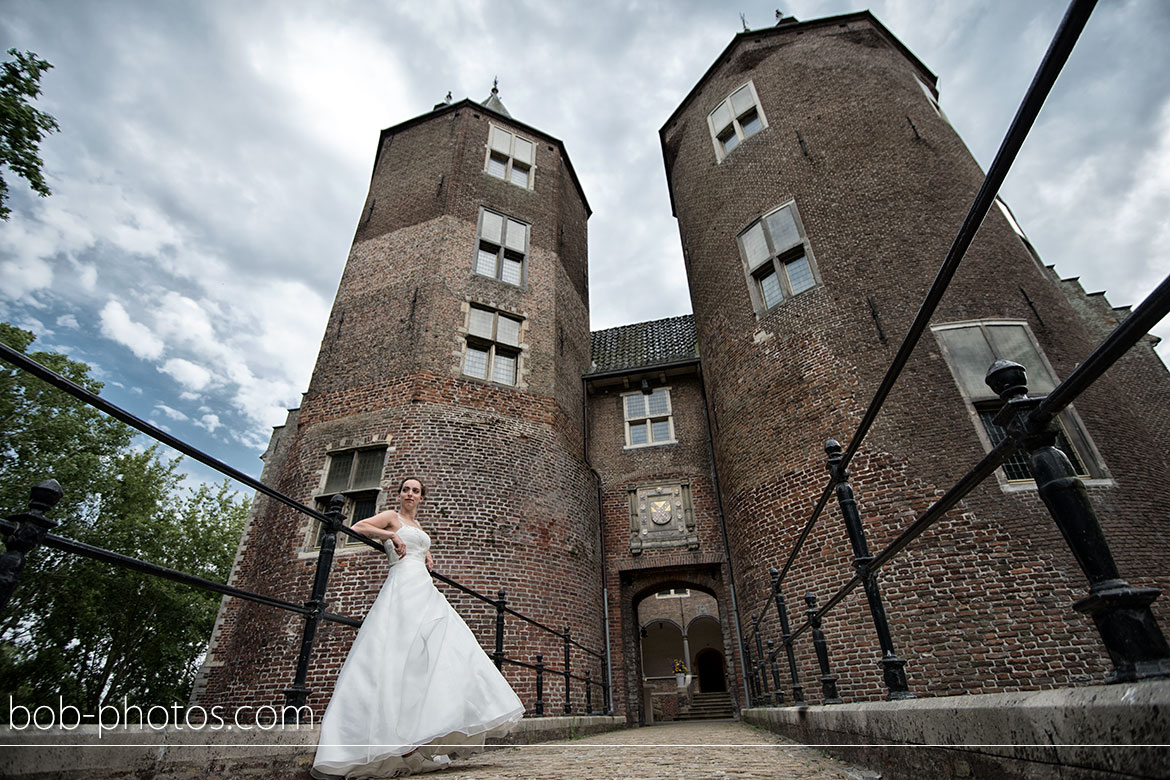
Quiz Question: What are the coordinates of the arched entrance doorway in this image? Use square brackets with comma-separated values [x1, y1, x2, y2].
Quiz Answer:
[694, 647, 726, 692]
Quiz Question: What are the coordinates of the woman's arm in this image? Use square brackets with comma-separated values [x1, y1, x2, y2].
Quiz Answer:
[352, 510, 405, 557]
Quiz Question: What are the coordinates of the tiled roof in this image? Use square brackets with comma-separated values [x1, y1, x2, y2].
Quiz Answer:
[589, 314, 698, 374]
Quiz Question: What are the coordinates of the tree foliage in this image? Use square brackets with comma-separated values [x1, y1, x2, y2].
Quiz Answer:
[0, 324, 248, 711]
[0, 49, 59, 220]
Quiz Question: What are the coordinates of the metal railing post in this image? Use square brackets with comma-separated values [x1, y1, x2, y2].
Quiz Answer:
[563, 626, 572, 714]
[494, 589, 506, 670]
[752, 614, 771, 702]
[0, 480, 63, 613]
[987, 360, 1170, 682]
[285, 494, 345, 709]
[805, 593, 841, 704]
[770, 568, 805, 705]
[767, 639, 784, 705]
[826, 440, 914, 700]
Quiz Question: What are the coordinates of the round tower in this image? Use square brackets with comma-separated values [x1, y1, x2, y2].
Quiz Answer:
[195, 90, 603, 716]
[661, 13, 1170, 699]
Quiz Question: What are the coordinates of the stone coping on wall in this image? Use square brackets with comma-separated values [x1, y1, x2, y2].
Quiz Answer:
[742, 680, 1170, 780]
[0, 714, 625, 779]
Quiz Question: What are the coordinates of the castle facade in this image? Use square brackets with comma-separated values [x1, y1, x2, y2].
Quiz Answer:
[194, 12, 1170, 721]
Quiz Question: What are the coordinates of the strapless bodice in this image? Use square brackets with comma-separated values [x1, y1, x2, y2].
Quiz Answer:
[385, 524, 430, 565]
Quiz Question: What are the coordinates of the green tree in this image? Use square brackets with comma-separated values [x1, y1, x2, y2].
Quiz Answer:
[0, 49, 59, 220]
[0, 324, 248, 712]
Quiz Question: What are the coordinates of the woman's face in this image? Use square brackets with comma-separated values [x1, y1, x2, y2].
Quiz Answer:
[398, 479, 424, 509]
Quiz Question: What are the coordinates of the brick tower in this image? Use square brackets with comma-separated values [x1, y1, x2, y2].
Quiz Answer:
[660, 12, 1170, 701]
[193, 88, 602, 715]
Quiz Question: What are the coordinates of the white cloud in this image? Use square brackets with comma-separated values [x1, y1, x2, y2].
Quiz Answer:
[160, 357, 214, 391]
[56, 314, 80, 329]
[0, 255, 54, 300]
[99, 300, 165, 360]
[155, 404, 188, 421]
[197, 413, 222, 433]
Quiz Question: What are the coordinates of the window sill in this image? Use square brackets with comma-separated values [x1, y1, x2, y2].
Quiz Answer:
[623, 440, 678, 451]
[460, 373, 524, 391]
[997, 476, 1115, 493]
[715, 126, 769, 164]
[470, 271, 526, 290]
[483, 170, 533, 191]
[755, 285, 819, 319]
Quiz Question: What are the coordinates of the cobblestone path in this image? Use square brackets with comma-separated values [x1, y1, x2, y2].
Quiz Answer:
[443, 720, 870, 779]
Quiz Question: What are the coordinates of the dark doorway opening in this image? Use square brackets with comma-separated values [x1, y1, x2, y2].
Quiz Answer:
[695, 647, 726, 692]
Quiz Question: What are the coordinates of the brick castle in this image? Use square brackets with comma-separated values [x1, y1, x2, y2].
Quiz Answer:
[193, 11, 1170, 721]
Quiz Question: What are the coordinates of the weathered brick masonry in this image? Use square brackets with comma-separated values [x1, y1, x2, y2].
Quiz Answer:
[660, 13, 1170, 703]
[194, 100, 603, 718]
[196, 11, 1170, 725]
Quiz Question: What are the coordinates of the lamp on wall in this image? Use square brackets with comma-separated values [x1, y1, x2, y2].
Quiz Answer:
[640, 379, 652, 395]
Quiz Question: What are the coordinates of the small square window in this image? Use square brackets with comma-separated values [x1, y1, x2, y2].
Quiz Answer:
[474, 208, 528, 287]
[737, 201, 819, 314]
[623, 387, 676, 448]
[313, 447, 386, 547]
[708, 81, 768, 161]
[463, 305, 523, 387]
[485, 124, 535, 189]
[933, 321, 1106, 484]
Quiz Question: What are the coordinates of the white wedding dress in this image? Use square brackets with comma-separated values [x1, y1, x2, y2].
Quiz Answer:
[312, 525, 524, 778]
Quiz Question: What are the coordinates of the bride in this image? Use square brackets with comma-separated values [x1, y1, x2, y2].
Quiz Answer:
[311, 477, 524, 778]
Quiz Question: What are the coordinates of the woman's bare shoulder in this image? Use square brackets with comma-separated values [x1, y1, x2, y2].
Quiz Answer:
[360, 509, 401, 529]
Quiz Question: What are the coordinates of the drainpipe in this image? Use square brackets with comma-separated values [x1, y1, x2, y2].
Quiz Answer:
[583, 374, 614, 714]
[697, 366, 749, 708]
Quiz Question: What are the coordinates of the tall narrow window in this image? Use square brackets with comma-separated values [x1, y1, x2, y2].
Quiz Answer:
[708, 81, 767, 161]
[314, 447, 385, 546]
[623, 388, 675, 447]
[475, 209, 528, 286]
[485, 125, 534, 189]
[737, 201, 818, 314]
[464, 305, 523, 386]
[933, 321, 1105, 483]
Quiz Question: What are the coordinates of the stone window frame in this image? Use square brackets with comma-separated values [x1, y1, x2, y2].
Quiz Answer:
[462, 303, 525, 387]
[309, 445, 387, 548]
[707, 80, 768, 162]
[932, 320, 1110, 489]
[485, 123, 535, 189]
[474, 207, 529, 287]
[655, 588, 691, 599]
[736, 200, 821, 316]
[622, 387, 677, 449]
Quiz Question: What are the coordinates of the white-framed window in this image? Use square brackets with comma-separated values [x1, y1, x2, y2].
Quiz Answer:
[623, 387, 675, 448]
[708, 81, 767, 161]
[916, 76, 949, 122]
[655, 588, 690, 599]
[464, 305, 523, 386]
[313, 447, 386, 546]
[485, 124, 535, 189]
[932, 321, 1106, 484]
[737, 201, 818, 314]
[475, 208, 528, 286]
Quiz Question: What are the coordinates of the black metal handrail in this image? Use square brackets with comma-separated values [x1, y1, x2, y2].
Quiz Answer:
[0, 349, 611, 716]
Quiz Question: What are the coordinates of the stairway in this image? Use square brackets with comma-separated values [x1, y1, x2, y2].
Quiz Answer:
[675, 691, 735, 720]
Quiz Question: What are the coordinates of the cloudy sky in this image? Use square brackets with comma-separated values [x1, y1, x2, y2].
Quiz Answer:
[2, 0, 1168, 490]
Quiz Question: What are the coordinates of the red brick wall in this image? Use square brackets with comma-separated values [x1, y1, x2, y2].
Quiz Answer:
[661, 17, 1170, 702]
